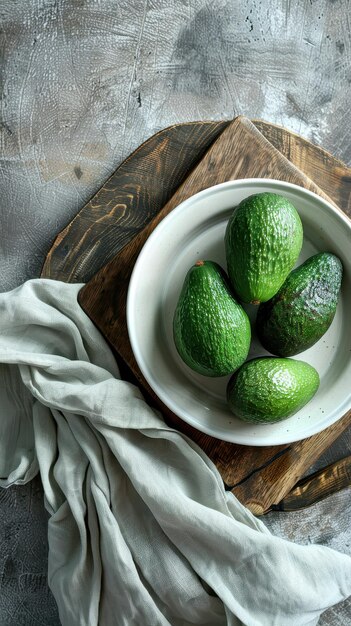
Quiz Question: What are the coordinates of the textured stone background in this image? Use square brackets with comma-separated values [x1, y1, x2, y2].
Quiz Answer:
[1, 0, 350, 624]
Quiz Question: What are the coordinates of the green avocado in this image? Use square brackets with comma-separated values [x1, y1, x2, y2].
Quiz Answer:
[225, 192, 303, 304]
[173, 260, 251, 377]
[256, 252, 343, 356]
[226, 357, 320, 424]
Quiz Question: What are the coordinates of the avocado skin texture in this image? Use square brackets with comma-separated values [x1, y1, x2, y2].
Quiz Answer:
[226, 357, 320, 423]
[225, 192, 303, 304]
[256, 252, 343, 357]
[173, 260, 251, 377]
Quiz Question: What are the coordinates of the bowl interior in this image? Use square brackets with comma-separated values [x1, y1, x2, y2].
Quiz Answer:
[127, 179, 351, 445]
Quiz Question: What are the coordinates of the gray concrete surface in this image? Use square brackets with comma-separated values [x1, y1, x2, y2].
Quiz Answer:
[1, 0, 350, 624]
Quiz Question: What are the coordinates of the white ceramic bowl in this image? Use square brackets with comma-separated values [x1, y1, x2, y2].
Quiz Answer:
[127, 179, 351, 446]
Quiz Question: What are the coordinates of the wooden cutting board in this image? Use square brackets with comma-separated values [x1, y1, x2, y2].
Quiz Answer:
[42, 116, 351, 515]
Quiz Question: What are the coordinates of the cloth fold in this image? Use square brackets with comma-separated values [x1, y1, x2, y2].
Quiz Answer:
[0, 279, 350, 626]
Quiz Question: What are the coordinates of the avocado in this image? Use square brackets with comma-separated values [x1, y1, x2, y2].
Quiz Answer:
[226, 357, 320, 423]
[256, 252, 343, 356]
[225, 192, 303, 304]
[173, 260, 251, 377]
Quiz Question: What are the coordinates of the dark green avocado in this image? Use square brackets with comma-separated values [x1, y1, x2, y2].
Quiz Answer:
[173, 260, 251, 377]
[256, 252, 343, 356]
[226, 357, 320, 424]
[225, 192, 303, 304]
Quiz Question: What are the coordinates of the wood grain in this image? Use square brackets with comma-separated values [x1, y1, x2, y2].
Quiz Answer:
[41, 122, 229, 283]
[271, 452, 351, 512]
[232, 411, 351, 515]
[41, 121, 351, 285]
[78, 116, 351, 513]
[254, 120, 351, 216]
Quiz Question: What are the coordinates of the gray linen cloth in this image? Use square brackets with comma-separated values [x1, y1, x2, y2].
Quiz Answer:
[0, 279, 350, 626]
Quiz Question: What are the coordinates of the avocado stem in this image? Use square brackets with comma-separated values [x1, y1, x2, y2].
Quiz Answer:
[195, 260, 205, 266]
[251, 300, 260, 305]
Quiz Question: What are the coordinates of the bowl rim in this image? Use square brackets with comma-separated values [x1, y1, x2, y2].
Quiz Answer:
[127, 178, 351, 445]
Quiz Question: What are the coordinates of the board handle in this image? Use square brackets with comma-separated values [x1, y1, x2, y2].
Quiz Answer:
[231, 410, 351, 516]
[270, 454, 351, 512]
